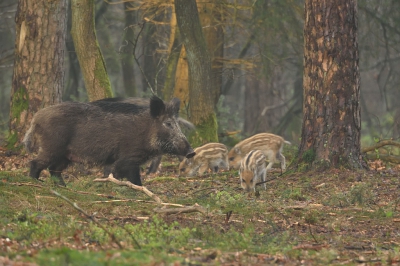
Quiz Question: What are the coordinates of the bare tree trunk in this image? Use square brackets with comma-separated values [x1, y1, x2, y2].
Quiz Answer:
[297, 0, 366, 170]
[9, 0, 67, 150]
[163, 7, 182, 101]
[121, 2, 137, 97]
[174, 0, 218, 146]
[71, 0, 112, 101]
[198, 1, 223, 106]
[64, 0, 80, 101]
[173, 46, 189, 112]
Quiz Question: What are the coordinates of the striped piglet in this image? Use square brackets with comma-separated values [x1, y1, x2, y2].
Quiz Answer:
[239, 150, 267, 192]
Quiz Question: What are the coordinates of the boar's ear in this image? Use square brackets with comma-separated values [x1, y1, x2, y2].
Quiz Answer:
[169, 97, 181, 115]
[150, 96, 166, 118]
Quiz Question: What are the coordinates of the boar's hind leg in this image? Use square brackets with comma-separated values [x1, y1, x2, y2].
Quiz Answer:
[113, 160, 142, 186]
[48, 158, 70, 186]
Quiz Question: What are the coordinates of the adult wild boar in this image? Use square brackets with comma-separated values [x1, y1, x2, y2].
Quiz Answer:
[91, 97, 194, 174]
[23, 96, 195, 186]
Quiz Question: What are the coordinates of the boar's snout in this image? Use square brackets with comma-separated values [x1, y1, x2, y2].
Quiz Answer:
[186, 149, 196, 159]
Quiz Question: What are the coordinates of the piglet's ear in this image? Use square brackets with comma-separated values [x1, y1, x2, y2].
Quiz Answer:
[150, 96, 165, 118]
[169, 97, 181, 115]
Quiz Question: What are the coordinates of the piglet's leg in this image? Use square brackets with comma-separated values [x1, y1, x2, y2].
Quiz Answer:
[198, 164, 209, 176]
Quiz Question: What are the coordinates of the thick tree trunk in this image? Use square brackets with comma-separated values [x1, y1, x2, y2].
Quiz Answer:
[198, 1, 223, 106]
[163, 8, 182, 101]
[64, 0, 80, 101]
[9, 0, 67, 150]
[71, 0, 112, 101]
[141, 9, 161, 93]
[173, 47, 189, 111]
[121, 2, 136, 97]
[297, 0, 366, 170]
[175, 0, 218, 146]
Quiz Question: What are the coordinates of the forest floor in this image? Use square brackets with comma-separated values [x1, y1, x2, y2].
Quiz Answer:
[0, 146, 400, 265]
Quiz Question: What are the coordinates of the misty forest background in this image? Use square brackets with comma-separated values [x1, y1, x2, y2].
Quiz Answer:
[0, 0, 399, 147]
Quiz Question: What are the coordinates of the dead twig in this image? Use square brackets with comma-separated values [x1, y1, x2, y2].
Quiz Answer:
[128, 20, 155, 95]
[8, 182, 44, 188]
[154, 203, 207, 216]
[57, 185, 117, 199]
[225, 210, 233, 224]
[93, 174, 163, 205]
[308, 223, 318, 244]
[51, 190, 134, 249]
[92, 199, 184, 207]
[256, 176, 278, 186]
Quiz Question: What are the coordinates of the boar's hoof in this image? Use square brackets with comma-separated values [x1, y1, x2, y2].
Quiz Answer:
[186, 151, 196, 159]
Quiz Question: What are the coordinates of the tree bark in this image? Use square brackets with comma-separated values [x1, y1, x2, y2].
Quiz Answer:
[121, 2, 137, 97]
[174, 0, 218, 146]
[9, 0, 67, 150]
[173, 46, 189, 111]
[163, 8, 183, 101]
[297, 0, 366, 170]
[197, 1, 224, 106]
[70, 0, 112, 101]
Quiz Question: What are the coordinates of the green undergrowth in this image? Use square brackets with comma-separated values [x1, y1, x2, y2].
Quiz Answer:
[1, 162, 400, 265]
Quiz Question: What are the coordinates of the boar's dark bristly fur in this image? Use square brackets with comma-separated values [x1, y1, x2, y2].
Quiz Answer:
[91, 97, 194, 174]
[24, 96, 195, 186]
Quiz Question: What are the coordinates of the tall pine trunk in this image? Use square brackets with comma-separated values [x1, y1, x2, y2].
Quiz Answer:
[297, 0, 366, 170]
[9, 0, 67, 149]
[175, 0, 218, 146]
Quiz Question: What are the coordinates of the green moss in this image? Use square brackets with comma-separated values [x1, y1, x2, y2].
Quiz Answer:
[94, 55, 113, 98]
[8, 86, 29, 149]
[302, 148, 316, 163]
[10, 86, 29, 120]
[6, 132, 18, 150]
[313, 159, 332, 171]
[189, 113, 218, 147]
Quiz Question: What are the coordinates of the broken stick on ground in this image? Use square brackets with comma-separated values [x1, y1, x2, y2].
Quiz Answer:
[93, 174, 208, 216]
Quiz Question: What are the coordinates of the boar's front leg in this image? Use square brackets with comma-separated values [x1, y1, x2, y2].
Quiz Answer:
[113, 159, 142, 186]
[146, 156, 162, 174]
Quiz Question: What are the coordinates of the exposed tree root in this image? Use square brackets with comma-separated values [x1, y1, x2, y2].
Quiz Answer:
[362, 139, 400, 153]
[362, 139, 400, 164]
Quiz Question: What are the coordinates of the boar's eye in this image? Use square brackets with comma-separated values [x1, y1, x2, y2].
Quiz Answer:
[164, 121, 173, 128]
[250, 178, 253, 183]
[180, 168, 185, 172]
[229, 157, 234, 161]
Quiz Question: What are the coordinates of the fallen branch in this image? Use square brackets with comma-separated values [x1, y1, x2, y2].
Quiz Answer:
[92, 199, 185, 207]
[51, 190, 131, 249]
[365, 153, 400, 164]
[57, 185, 117, 199]
[94, 174, 208, 216]
[362, 139, 400, 153]
[154, 203, 207, 216]
[93, 174, 162, 205]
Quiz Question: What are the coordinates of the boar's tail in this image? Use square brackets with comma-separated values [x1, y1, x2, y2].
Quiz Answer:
[177, 118, 195, 131]
[23, 123, 35, 153]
